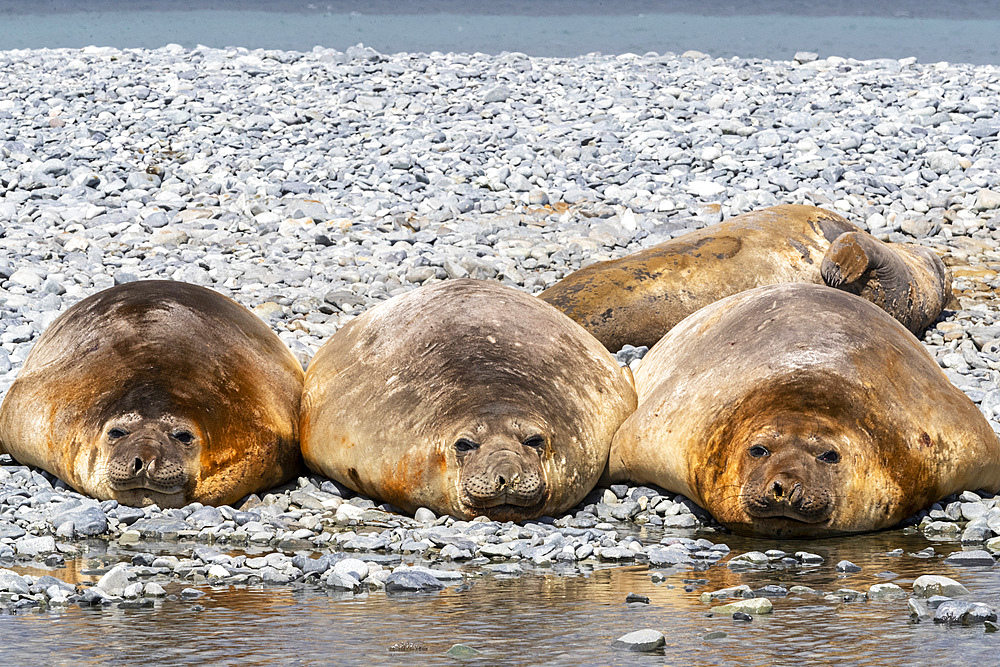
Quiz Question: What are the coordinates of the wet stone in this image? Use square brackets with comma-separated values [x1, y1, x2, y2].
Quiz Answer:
[15, 535, 56, 557]
[829, 589, 866, 602]
[868, 583, 907, 600]
[445, 644, 481, 658]
[187, 506, 224, 528]
[625, 593, 650, 604]
[0, 571, 30, 595]
[96, 565, 130, 596]
[752, 585, 788, 599]
[385, 570, 445, 592]
[130, 517, 191, 540]
[700, 585, 753, 602]
[925, 521, 961, 536]
[389, 642, 428, 652]
[943, 550, 995, 567]
[51, 506, 108, 536]
[0, 521, 25, 540]
[325, 572, 361, 591]
[909, 598, 932, 621]
[927, 595, 953, 609]
[912, 575, 971, 598]
[646, 546, 693, 567]
[611, 629, 665, 652]
[934, 600, 998, 625]
[144, 583, 167, 597]
[727, 551, 769, 568]
[836, 560, 862, 573]
[795, 552, 824, 565]
[711, 598, 773, 615]
[660, 514, 700, 528]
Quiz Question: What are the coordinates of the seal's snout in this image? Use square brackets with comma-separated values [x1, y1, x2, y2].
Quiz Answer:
[107, 433, 188, 494]
[460, 447, 546, 513]
[745, 467, 832, 525]
[769, 477, 804, 505]
[495, 471, 519, 490]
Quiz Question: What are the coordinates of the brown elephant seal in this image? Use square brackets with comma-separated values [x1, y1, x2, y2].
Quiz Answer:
[300, 279, 637, 522]
[0, 280, 304, 508]
[607, 282, 1000, 538]
[539, 205, 951, 350]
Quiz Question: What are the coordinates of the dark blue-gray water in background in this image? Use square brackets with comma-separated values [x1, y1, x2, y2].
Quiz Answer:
[0, 0, 998, 63]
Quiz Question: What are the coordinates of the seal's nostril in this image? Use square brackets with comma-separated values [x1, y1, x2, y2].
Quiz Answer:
[497, 475, 507, 487]
[132, 457, 144, 475]
[772, 480, 784, 497]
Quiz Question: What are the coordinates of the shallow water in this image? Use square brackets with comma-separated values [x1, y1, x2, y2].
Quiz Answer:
[0, 5, 999, 64]
[2, 529, 997, 666]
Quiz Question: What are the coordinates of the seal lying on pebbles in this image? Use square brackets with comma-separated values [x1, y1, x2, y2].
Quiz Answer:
[300, 279, 637, 522]
[539, 205, 951, 350]
[0, 280, 304, 508]
[607, 282, 1000, 538]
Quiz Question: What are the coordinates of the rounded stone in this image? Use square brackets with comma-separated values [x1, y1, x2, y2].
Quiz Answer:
[611, 629, 666, 652]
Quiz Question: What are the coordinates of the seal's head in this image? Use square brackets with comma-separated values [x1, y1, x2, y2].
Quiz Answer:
[96, 411, 203, 507]
[722, 411, 853, 537]
[450, 413, 550, 522]
[692, 382, 875, 539]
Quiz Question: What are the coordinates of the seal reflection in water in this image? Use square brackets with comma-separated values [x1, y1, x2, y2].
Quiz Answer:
[300, 279, 637, 522]
[0, 281, 304, 508]
[539, 204, 950, 351]
[608, 283, 1000, 538]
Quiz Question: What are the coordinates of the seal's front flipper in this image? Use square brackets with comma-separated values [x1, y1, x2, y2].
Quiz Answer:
[820, 231, 873, 288]
[821, 231, 949, 334]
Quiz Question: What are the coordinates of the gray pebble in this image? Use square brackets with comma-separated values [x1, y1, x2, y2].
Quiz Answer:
[611, 629, 665, 652]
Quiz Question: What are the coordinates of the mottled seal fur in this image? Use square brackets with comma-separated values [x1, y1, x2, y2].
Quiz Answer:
[539, 205, 951, 350]
[607, 282, 1000, 538]
[300, 279, 637, 522]
[0, 280, 304, 507]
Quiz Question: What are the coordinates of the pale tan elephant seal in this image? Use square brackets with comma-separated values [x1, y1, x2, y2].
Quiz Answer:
[300, 279, 637, 522]
[608, 282, 1000, 538]
[539, 205, 951, 350]
[0, 280, 304, 507]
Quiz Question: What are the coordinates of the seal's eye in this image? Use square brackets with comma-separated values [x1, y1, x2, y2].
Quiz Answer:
[748, 445, 770, 458]
[172, 431, 195, 445]
[817, 450, 840, 464]
[455, 438, 479, 453]
[108, 428, 128, 440]
[523, 435, 545, 449]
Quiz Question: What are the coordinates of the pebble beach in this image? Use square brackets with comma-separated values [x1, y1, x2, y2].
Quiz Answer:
[3, 43, 1000, 658]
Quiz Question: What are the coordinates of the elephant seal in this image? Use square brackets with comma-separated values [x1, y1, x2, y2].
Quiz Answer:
[0, 280, 304, 508]
[300, 279, 637, 522]
[539, 205, 950, 350]
[607, 282, 1000, 538]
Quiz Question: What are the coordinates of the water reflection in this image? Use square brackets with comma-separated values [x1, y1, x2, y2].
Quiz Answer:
[2, 528, 998, 665]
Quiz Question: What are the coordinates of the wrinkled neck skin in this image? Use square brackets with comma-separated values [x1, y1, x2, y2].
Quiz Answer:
[76, 411, 203, 508]
[449, 408, 553, 522]
[695, 410, 902, 538]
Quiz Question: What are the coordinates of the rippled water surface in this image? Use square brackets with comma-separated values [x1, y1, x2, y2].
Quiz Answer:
[2, 529, 998, 665]
[0, 1, 999, 63]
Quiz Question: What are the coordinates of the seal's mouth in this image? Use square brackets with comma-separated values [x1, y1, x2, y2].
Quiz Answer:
[746, 505, 831, 524]
[467, 491, 542, 510]
[461, 497, 547, 522]
[109, 479, 185, 495]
